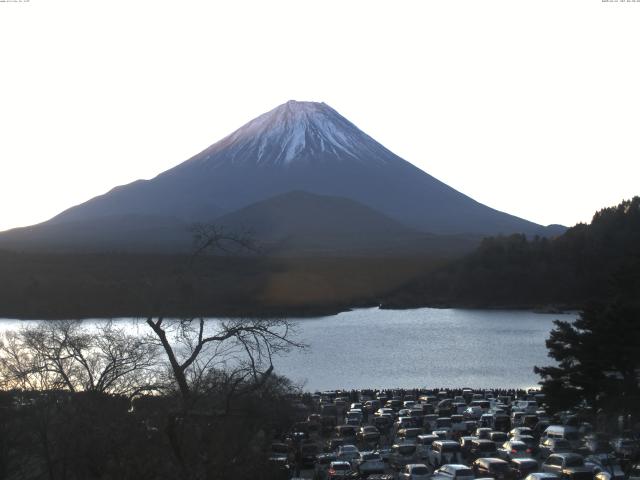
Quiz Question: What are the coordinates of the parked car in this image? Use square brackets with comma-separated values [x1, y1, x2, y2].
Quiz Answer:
[327, 437, 345, 453]
[270, 442, 289, 461]
[524, 473, 561, 480]
[459, 436, 478, 459]
[513, 435, 539, 455]
[398, 427, 424, 442]
[509, 458, 539, 479]
[477, 428, 494, 439]
[389, 443, 418, 470]
[583, 434, 612, 455]
[376, 407, 395, 418]
[541, 453, 594, 480]
[489, 432, 509, 444]
[539, 438, 573, 459]
[336, 444, 360, 463]
[611, 437, 638, 459]
[472, 457, 511, 479]
[399, 463, 431, 480]
[510, 427, 535, 439]
[300, 442, 319, 468]
[497, 440, 533, 461]
[585, 454, 624, 480]
[416, 434, 439, 460]
[314, 453, 337, 476]
[358, 425, 381, 444]
[432, 464, 475, 480]
[627, 463, 640, 480]
[336, 425, 358, 442]
[354, 451, 385, 476]
[543, 426, 582, 450]
[328, 460, 352, 479]
[465, 407, 483, 420]
[468, 440, 498, 462]
[428, 440, 464, 468]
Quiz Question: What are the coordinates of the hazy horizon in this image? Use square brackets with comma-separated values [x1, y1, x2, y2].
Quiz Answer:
[1, 0, 639, 232]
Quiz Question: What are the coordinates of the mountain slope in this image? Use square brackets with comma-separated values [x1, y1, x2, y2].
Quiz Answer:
[0, 100, 560, 253]
[214, 190, 480, 255]
[45, 101, 548, 236]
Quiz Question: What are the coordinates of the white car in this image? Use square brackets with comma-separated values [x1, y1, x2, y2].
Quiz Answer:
[432, 464, 475, 480]
[354, 451, 385, 476]
[336, 444, 360, 462]
[399, 463, 430, 480]
[328, 460, 352, 479]
[497, 440, 533, 460]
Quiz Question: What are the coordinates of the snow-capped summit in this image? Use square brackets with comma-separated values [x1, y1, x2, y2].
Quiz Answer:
[186, 100, 397, 167]
[7, 99, 555, 252]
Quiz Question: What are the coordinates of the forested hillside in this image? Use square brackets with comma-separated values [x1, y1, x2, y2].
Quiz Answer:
[385, 197, 640, 309]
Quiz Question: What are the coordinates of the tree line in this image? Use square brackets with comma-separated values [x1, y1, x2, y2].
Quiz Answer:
[386, 196, 640, 309]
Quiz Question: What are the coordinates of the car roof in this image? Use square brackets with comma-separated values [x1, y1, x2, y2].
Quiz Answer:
[550, 453, 582, 459]
[512, 458, 538, 465]
[331, 461, 351, 466]
[476, 457, 508, 464]
[445, 464, 472, 470]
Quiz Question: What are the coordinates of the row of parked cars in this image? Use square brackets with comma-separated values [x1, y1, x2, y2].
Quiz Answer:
[269, 388, 640, 480]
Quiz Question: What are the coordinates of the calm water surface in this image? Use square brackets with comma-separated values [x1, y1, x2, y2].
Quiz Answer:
[0, 308, 576, 391]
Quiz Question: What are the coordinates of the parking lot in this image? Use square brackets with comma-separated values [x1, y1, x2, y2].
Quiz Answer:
[269, 388, 640, 480]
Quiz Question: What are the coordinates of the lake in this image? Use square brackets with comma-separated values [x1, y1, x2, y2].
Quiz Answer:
[0, 307, 577, 391]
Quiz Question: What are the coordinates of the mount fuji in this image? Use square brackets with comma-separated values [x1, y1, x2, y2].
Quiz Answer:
[0, 100, 562, 254]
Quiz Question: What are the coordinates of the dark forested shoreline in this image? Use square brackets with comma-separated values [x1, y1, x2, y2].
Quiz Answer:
[0, 251, 443, 319]
[383, 197, 640, 311]
[1, 197, 637, 320]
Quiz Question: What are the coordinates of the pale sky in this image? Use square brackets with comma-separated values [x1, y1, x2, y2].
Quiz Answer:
[1, 0, 639, 233]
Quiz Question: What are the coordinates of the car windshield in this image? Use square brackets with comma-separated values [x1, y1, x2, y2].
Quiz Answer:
[333, 463, 350, 471]
[398, 445, 416, 455]
[412, 466, 429, 475]
[437, 419, 452, 427]
[480, 443, 497, 452]
[442, 444, 460, 452]
[362, 453, 380, 461]
[491, 463, 509, 473]
[565, 457, 584, 467]
[457, 469, 474, 477]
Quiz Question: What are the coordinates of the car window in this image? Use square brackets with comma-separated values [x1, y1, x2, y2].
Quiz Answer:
[413, 466, 429, 475]
[491, 463, 509, 473]
[565, 457, 584, 467]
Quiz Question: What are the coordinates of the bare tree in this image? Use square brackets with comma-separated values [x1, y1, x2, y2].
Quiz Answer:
[0, 320, 161, 398]
[145, 316, 304, 406]
[189, 223, 257, 260]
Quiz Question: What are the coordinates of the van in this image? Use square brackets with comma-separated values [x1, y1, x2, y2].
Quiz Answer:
[428, 440, 463, 468]
[543, 425, 581, 449]
[416, 434, 439, 459]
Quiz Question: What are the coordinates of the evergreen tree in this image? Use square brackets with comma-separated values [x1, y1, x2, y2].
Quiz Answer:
[535, 300, 640, 421]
